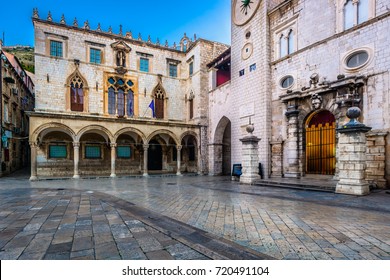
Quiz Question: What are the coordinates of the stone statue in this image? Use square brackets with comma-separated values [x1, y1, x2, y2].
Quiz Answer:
[311, 93, 322, 110]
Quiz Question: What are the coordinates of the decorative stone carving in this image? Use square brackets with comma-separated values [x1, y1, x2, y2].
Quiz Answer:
[311, 93, 323, 110]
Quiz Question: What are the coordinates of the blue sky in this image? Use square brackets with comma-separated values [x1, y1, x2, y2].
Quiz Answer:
[0, 0, 231, 47]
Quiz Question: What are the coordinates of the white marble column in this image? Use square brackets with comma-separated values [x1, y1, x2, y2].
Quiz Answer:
[73, 142, 80, 179]
[29, 141, 38, 181]
[110, 143, 117, 177]
[143, 144, 149, 176]
[176, 145, 182, 176]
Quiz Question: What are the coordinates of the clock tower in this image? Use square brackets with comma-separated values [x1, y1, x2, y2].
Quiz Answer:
[230, 0, 272, 178]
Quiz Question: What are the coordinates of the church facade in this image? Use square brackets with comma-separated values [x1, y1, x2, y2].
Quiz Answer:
[208, 0, 389, 188]
[29, 9, 227, 179]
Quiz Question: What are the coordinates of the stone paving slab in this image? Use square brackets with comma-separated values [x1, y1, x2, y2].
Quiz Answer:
[0, 187, 270, 260]
[1, 173, 390, 260]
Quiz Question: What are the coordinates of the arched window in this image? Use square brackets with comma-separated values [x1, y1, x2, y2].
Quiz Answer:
[70, 74, 84, 112]
[279, 35, 287, 58]
[344, 0, 354, 29]
[287, 30, 294, 55]
[358, 0, 369, 24]
[106, 76, 136, 117]
[154, 87, 165, 119]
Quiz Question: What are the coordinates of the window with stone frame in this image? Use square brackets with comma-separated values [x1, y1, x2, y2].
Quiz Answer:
[90, 48, 102, 64]
[140, 58, 149, 72]
[107, 77, 135, 117]
[169, 63, 178, 78]
[341, 0, 372, 30]
[50, 40, 63, 57]
[154, 86, 165, 119]
[279, 29, 294, 58]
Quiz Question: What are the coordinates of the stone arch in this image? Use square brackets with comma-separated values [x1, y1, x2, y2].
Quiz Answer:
[214, 116, 231, 144]
[180, 130, 199, 144]
[75, 125, 114, 143]
[114, 127, 147, 144]
[31, 122, 76, 143]
[210, 116, 231, 175]
[147, 129, 179, 146]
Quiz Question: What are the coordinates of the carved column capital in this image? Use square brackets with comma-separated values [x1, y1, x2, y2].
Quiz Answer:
[110, 143, 117, 148]
[176, 145, 182, 151]
[143, 144, 149, 150]
[73, 142, 80, 148]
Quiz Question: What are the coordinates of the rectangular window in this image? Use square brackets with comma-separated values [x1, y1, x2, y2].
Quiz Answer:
[50, 40, 63, 57]
[117, 146, 131, 158]
[90, 48, 101, 64]
[169, 64, 178, 77]
[140, 58, 149, 72]
[189, 61, 194, 76]
[239, 69, 245, 77]
[3, 102, 9, 123]
[85, 145, 101, 159]
[250, 63, 256, 72]
[49, 145, 67, 159]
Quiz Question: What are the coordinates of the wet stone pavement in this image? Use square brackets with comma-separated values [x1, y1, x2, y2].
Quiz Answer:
[0, 172, 390, 260]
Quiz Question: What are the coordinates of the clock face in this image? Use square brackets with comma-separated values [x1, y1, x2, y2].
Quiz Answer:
[233, 0, 261, 26]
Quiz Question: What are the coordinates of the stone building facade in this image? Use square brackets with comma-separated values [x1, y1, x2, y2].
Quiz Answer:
[208, 0, 389, 188]
[29, 10, 227, 179]
[1, 42, 35, 176]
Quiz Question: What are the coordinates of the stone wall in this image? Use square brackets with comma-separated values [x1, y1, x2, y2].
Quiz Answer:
[366, 130, 388, 188]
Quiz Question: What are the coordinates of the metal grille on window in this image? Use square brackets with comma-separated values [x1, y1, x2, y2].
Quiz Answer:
[49, 145, 67, 158]
[85, 146, 101, 159]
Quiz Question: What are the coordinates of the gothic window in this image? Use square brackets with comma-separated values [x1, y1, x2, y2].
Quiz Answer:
[106, 77, 135, 117]
[154, 86, 165, 119]
[358, 0, 369, 24]
[70, 74, 84, 112]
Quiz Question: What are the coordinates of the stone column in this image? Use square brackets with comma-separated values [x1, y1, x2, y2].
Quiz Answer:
[284, 109, 300, 178]
[110, 143, 117, 177]
[336, 107, 372, 195]
[176, 145, 182, 175]
[73, 142, 80, 179]
[143, 144, 149, 177]
[239, 124, 261, 184]
[29, 141, 38, 181]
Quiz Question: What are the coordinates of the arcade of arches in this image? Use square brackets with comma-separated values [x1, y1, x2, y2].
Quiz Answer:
[29, 121, 200, 179]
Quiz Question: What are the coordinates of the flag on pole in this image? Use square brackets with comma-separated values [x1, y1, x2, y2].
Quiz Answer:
[148, 100, 156, 118]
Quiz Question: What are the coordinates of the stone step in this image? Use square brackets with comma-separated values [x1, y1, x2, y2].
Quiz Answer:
[253, 180, 336, 192]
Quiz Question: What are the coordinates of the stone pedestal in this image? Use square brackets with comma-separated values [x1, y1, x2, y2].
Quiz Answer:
[284, 109, 300, 178]
[336, 107, 372, 195]
[239, 124, 261, 184]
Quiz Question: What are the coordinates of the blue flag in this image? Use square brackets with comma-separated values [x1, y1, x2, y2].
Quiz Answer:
[148, 100, 156, 118]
